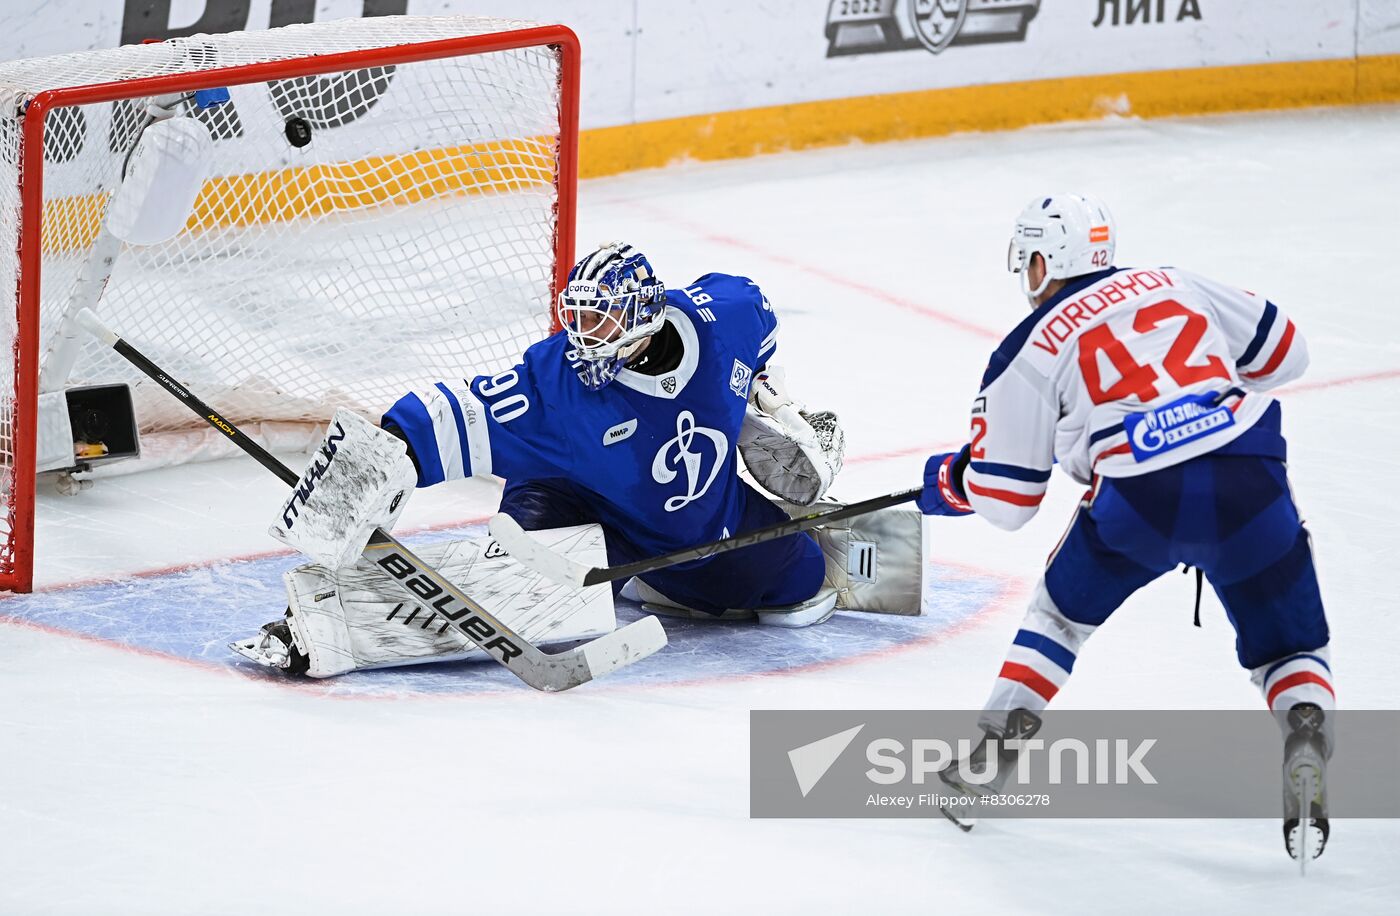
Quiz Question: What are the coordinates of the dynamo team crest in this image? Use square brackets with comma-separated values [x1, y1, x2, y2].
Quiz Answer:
[910, 0, 967, 54]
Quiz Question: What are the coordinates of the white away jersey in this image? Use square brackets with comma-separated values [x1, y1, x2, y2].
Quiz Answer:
[964, 266, 1308, 531]
[382, 273, 779, 556]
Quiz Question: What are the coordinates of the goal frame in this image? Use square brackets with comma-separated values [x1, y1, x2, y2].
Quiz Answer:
[2, 24, 580, 593]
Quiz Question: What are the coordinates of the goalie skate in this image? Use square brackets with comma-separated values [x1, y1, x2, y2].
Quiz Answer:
[229, 618, 309, 675]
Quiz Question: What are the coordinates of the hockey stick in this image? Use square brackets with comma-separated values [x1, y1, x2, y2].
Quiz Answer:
[489, 488, 921, 590]
[74, 308, 667, 692]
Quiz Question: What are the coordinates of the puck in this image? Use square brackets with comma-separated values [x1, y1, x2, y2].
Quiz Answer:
[284, 116, 312, 148]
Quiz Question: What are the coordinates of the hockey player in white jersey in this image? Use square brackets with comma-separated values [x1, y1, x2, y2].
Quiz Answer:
[918, 196, 1333, 861]
[232, 242, 873, 680]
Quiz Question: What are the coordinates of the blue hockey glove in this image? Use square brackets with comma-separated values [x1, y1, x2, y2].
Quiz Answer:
[918, 444, 974, 517]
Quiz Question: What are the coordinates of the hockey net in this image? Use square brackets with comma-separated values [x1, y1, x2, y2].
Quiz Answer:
[0, 16, 578, 591]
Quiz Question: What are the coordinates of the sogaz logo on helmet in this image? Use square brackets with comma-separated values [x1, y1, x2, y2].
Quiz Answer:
[824, 0, 1040, 58]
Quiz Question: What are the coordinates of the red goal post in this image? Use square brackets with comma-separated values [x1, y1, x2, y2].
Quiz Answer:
[0, 17, 580, 592]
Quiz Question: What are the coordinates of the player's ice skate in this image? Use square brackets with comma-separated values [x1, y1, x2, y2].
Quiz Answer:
[936, 709, 1042, 832]
[1283, 703, 1330, 870]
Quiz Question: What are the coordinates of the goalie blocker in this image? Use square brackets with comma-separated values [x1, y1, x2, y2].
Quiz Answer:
[269, 408, 417, 570]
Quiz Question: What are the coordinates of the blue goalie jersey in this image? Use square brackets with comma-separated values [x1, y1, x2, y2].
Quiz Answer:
[383, 273, 780, 559]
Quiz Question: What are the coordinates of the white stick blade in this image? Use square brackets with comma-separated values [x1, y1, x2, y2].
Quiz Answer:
[489, 513, 591, 588]
[578, 615, 667, 681]
[107, 116, 214, 245]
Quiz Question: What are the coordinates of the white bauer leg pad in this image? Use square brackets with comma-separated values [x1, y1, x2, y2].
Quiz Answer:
[252, 525, 615, 678]
[738, 366, 845, 506]
[784, 498, 927, 615]
[269, 408, 417, 570]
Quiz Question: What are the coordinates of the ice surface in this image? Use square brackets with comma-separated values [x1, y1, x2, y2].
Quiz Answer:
[2, 106, 1398, 914]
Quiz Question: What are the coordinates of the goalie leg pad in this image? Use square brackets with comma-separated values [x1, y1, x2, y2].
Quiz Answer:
[270, 525, 615, 678]
[801, 500, 926, 615]
[269, 408, 418, 570]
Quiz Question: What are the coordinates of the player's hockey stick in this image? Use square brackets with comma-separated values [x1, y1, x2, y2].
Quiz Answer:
[489, 488, 921, 590]
[74, 308, 667, 692]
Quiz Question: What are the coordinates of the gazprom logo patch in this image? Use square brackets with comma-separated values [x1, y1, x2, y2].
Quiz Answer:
[1123, 393, 1235, 461]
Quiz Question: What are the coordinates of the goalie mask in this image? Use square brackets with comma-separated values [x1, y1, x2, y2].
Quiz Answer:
[1008, 194, 1115, 301]
[557, 242, 667, 390]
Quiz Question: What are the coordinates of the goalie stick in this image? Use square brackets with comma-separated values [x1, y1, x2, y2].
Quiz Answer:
[74, 308, 667, 692]
[489, 488, 921, 590]
[40, 95, 210, 394]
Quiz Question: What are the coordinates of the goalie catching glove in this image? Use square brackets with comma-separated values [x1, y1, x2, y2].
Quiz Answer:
[738, 366, 845, 505]
[269, 408, 418, 569]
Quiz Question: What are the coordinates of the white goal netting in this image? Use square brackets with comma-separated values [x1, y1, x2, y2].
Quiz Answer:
[0, 15, 572, 587]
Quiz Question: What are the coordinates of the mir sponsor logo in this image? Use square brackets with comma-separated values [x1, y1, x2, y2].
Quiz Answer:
[280, 421, 347, 528]
[864, 736, 1157, 786]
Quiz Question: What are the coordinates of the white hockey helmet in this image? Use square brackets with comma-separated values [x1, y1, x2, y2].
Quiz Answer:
[1007, 194, 1116, 300]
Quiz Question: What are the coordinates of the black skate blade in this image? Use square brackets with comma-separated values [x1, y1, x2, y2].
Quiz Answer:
[939, 805, 976, 833]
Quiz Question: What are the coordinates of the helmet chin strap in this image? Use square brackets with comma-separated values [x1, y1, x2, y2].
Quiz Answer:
[1021, 260, 1052, 303]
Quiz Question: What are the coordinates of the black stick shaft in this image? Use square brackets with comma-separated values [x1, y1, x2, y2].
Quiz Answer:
[581, 487, 922, 586]
[113, 338, 299, 487]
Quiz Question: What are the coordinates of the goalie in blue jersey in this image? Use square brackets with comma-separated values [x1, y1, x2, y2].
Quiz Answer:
[382, 241, 843, 622]
[233, 243, 923, 679]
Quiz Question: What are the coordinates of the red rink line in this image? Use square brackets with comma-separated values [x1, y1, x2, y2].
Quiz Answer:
[634, 206, 1004, 341]
[1277, 366, 1400, 395]
[845, 440, 961, 467]
[0, 555, 1026, 704]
